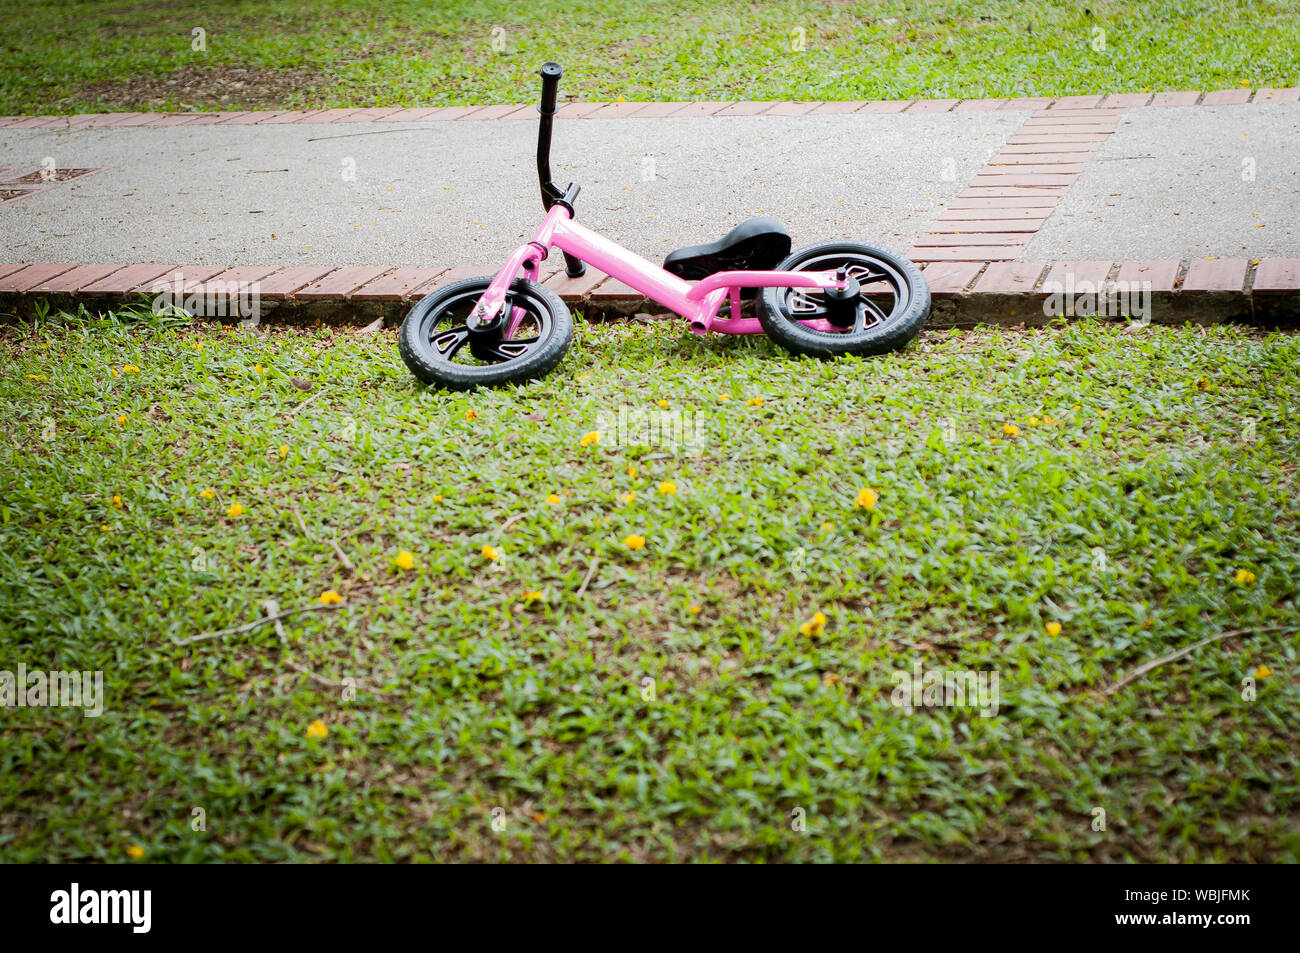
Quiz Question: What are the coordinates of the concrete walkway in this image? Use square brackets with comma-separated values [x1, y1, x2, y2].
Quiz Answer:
[2, 111, 1015, 267]
[1, 91, 1298, 326]
[2, 94, 1296, 267]
[1026, 102, 1300, 261]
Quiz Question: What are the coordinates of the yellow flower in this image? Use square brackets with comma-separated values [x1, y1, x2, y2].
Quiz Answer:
[854, 488, 878, 510]
[193, 342, 204, 350]
[254, 364, 266, 375]
[319, 590, 344, 605]
[26, 373, 46, 381]
[394, 551, 415, 571]
[624, 534, 646, 550]
[465, 409, 478, 421]
[126, 845, 145, 859]
[1027, 416, 1040, 426]
[100, 524, 113, 533]
[226, 503, 244, 518]
[657, 399, 670, 408]
[1196, 377, 1210, 390]
[546, 493, 562, 505]
[306, 719, 328, 740]
[481, 544, 500, 561]
[199, 488, 215, 499]
[111, 494, 124, 508]
[821, 521, 835, 532]
[433, 493, 444, 502]
[658, 481, 677, 496]
[110, 369, 120, 378]
[1234, 569, 1256, 586]
[115, 414, 126, 426]
[619, 492, 635, 505]
[522, 589, 543, 604]
[626, 464, 637, 478]
[1041, 416, 1057, 426]
[747, 396, 764, 407]
[688, 603, 702, 615]
[1002, 423, 1020, 437]
[278, 444, 289, 459]
[580, 431, 602, 447]
[123, 364, 140, 374]
[718, 394, 731, 402]
[799, 611, 828, 637]
[1255, 665, 1273, 679]
[1045, 621, 1062, 637]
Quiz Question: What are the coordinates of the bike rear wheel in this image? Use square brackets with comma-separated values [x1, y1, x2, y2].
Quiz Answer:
[756, 242, 929, 358]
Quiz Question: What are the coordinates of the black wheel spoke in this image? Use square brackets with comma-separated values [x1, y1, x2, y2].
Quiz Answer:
[429, 325, 471, 361]
[484, 340, 536, 361]
[846, 263, 885, 284]
[788, 290, 827, 316]
[860, 297, 889, 327]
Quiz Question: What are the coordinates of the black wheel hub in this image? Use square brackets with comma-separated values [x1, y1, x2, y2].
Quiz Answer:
[822, 266, 862, 328]
[777, 254, 909, 336]
[422, 284, 552, 367]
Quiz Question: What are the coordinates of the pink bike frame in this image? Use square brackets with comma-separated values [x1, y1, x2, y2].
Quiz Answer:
[472, 203, 848, 338]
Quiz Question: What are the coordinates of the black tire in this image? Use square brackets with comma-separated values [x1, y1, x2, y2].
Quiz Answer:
[757, 242, 929, 358]
[399, 276, 574, 390]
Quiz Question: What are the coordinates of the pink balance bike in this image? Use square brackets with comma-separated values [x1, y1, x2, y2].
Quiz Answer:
[399, 62, 930, 390]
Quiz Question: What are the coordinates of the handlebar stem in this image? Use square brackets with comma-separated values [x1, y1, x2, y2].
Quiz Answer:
[535, 62, 585, 277]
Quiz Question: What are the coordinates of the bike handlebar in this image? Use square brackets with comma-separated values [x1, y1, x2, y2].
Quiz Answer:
[535, 62, 587, 277]
[537, 63, 562, 207]
[539, 61, 562, 115]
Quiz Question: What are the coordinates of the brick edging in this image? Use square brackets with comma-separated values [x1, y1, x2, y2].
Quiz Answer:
[1, 259, 1296, 328]
[1, 88, 1297, 129]
[911, 104, 1130, 262]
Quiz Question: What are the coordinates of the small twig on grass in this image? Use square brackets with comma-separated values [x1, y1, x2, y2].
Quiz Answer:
[263, 599, 288, 642]
[1101, 624, 1291, 696]
[284, 654, 392, 696]
[499, 511, 529, 532]
[576, 555, 600, 596]
[290, 503, 312, 539]
[286, 387, 326, 416]
[174, 602, 343, 646]
[180, 599, 390, 694]
[284, 659, 343, 689]
[329, 536, 355, 572]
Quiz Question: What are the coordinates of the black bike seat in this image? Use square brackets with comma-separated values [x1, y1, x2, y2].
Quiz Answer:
[663, 217, 792, 281]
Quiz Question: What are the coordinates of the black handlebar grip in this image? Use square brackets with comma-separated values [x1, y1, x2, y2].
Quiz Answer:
[539, 62, 562, 114]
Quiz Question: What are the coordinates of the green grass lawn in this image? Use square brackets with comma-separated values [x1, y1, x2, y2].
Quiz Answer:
[1, 305, 1297, 862]
[2, 0, 1297, 115]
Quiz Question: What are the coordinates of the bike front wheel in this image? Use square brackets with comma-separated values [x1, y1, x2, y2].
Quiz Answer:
[398, 276, 574, 390]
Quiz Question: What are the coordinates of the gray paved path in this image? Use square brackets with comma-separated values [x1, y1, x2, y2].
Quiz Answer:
[1026, 103, 1300, 260]
[2, 100, 1296, 267]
